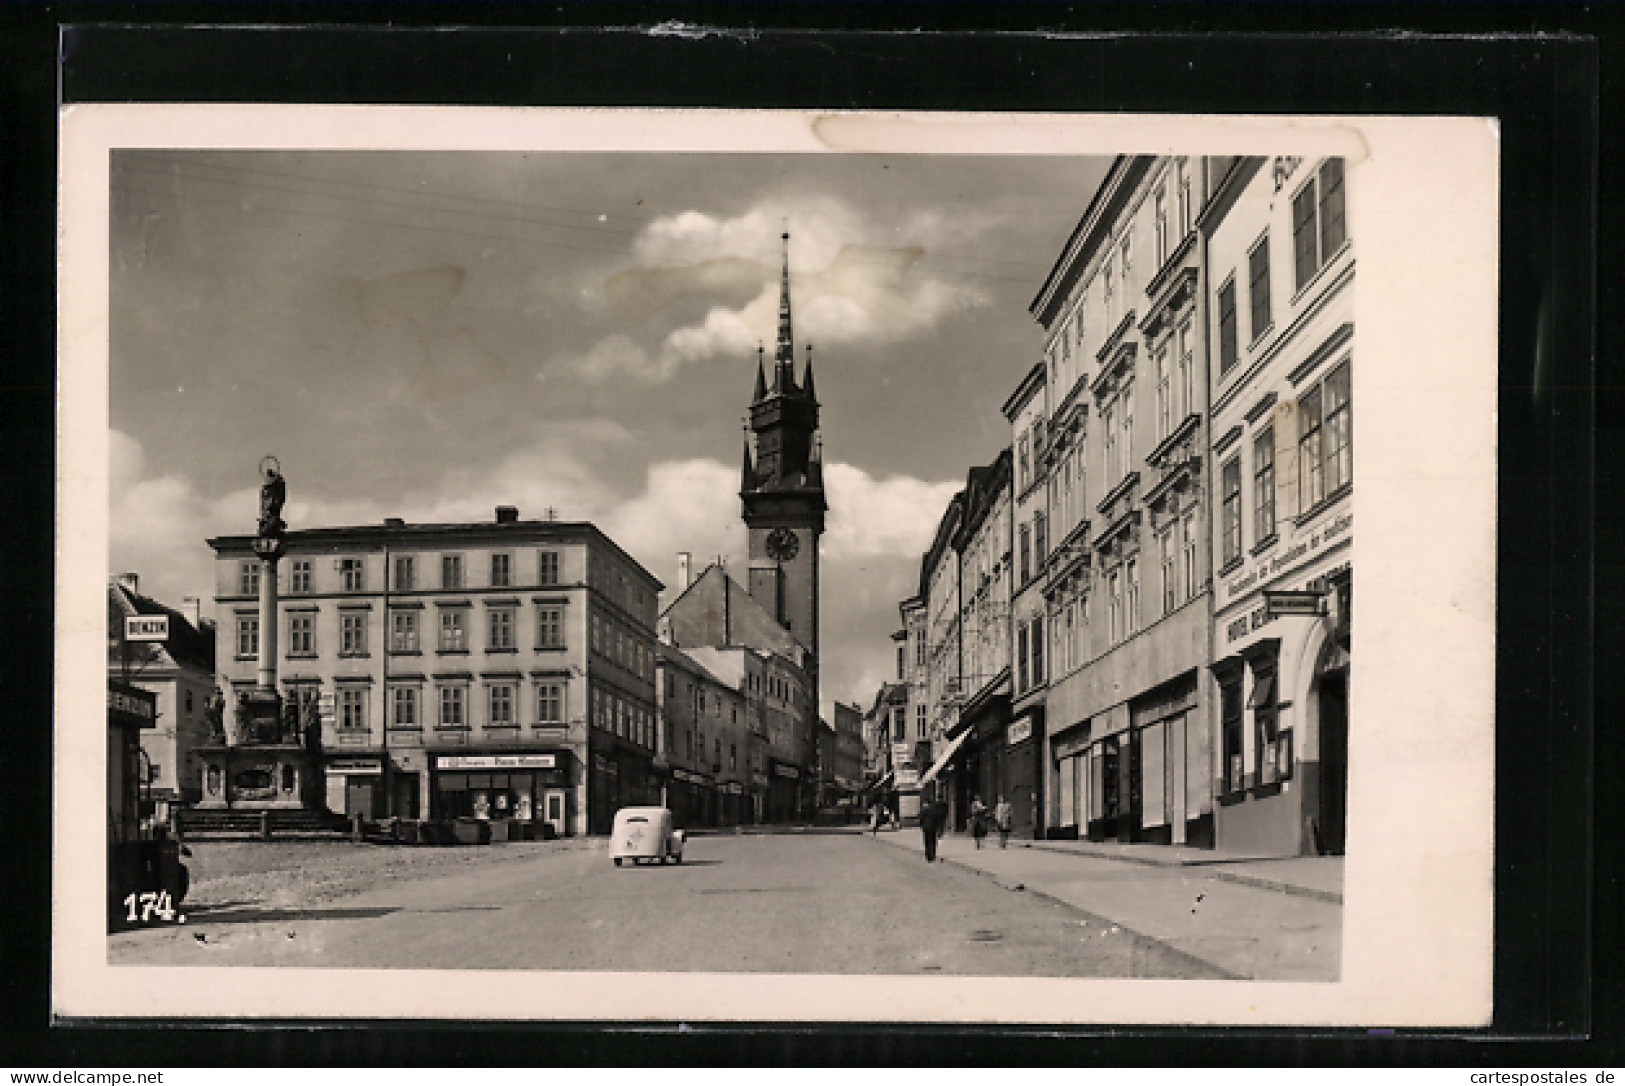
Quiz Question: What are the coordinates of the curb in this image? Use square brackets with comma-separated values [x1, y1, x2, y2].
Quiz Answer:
[1019, 840, 1344, 905]
[868, 833, 1242, 981]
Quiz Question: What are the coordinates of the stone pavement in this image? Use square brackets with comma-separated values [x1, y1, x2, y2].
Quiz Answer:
[873, 828, 1343, 981]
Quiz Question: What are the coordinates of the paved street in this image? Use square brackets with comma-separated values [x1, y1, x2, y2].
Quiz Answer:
[109, 831, 1226, 978]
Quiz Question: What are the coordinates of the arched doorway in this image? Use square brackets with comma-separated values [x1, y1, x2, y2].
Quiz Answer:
[1312, 638, 1350, 855]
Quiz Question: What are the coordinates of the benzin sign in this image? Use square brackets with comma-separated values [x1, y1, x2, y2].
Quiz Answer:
[124, 615, 169, 642]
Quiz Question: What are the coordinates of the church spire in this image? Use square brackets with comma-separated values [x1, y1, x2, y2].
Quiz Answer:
[774, 230, 798, 394]
[802, 342, 817, 403]
[741, 436, 755, 490]
[753, 343, 767, 403]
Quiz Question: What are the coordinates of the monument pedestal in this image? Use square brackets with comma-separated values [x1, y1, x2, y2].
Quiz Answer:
[198, 691, 325, 811]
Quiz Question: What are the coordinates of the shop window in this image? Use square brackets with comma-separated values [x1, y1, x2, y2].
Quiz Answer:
[1219, 668, 1245, 794]
[394, 555, 415, 592]
[1251, 668, 1292, 786]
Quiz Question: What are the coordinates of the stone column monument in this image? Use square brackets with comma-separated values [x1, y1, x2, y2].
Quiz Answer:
[196, 459, 325, 820]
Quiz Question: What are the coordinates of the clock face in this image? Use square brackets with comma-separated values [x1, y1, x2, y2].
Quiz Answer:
[765, 527, 800, 562]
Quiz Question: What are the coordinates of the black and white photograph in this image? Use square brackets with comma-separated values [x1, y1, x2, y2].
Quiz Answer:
[57, 106, 1498, 1026]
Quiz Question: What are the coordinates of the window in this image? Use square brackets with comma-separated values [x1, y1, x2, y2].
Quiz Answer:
[1254, 427, 1277, 542]
[439, 686, 466, 728]
[239, 562, 259, 596]
[392, 686, 418, 728]
[490, 552, 511, 588]
[290, 560, 311, 594]
[236, 616, 258, 657]
[488, 607, 515, 650]
[393, 555, 415, 591]
[1299, 384, 1324, 510]
[1034, 512, 1047, 568]
[1176, 159, 1192, 235]
[1120, 380, 1135, 479]
[536, 604, 564, 649]
[340, 611, 367, 656]
[1030, 616, 1045, 686]
[439, 609, 467, 652]
[538, 550, 560, 586]
[1176, 319, 1194, 420]
[288, 613, 315, 656]
[1103, 258, 1114, 321]
[339, 687, 366, 731]
[714, 738, 722, 770]
[916, 703, 927, 739]
[1182, 511, 1199, 602]
[1222, 457, 1243, 566]
[1252, 665, 1285, 786]
[591, 613, 603, 655]
[185, 690, 194, 713]
[1154, 187, 1168, 265]
[1120, 234, 1132, 287]
[1017, 434, 1030, 492]
[1016, 624, 1029, 693]
[1324, 363, 1353, 495]
[1248, 234, 1272, 342]
[1293, 159, 1347, 291]
[1217, 278, 1238, 375]
[340, 557, 365, 592]
[536, 682, 564, 725]
[1103, 403, 1117, 487]
[1018, 523, 1031, 584]
[488, 684, 515, 727]
[1220, 669, 1244, 793]
[1126, 557, 1140, 634]
[442, 554, 464, 590]
[915, 633, 925, 668]
[1160, 528, 1176, 615]
[1108, 568, 1123, 644]
[1155, 346, 1171, 438]
[391, 609, 419, 653]
[730, 743, 737, 770]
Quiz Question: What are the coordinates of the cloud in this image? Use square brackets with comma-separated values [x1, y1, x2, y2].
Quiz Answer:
[823, 462, 960, 560]
[554, 334, 667, 384]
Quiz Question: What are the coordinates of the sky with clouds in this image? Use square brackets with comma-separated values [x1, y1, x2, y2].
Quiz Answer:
[109, 149, 1111, 708]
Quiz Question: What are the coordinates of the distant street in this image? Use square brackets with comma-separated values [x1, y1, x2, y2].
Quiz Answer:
[109, 832, 1226, 978]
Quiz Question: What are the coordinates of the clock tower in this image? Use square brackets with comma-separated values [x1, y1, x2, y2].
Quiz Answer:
[741, 232, 826, 682]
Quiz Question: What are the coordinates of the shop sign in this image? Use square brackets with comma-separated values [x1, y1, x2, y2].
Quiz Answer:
[1263, 590, 1325, 619]
[439, 754, 556, 770]
[895, 768, 920, 789]
[773, 764, 799, 779]
[891, 742, 914, 767]
[1007, 718, 1033, 746]
[124, 615, 169, 642]
[752, 772, 769, 787]
[326, 759, 381, 774]
[108, 683, 156, 729]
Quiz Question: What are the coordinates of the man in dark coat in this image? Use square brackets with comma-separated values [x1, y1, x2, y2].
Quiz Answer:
[919, 785, 940, 862]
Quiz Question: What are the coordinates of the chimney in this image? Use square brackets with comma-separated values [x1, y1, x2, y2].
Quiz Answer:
[182, 595, 203, 629]
[495, 505, 519, 524]
[677, 552, 692, 590]
[384, 517, 406, 528]
[117, 572, 139, 595]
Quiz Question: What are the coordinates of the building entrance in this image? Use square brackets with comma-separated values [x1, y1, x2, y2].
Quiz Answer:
[1317, 670, 1348, 855]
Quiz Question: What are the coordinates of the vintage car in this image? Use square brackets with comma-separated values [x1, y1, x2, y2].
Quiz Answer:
[610, 806, 685, 866]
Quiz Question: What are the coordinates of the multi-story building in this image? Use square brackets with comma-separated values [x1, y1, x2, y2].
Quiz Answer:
[1029, 155, 1220, 847]
[686, 645, 772, 825]
[914, 493, 964, 825]
[107, 574, 216, 813]
[1003, 362, 1051, 839]
[897, 595, 930, 769]
[1204, 155, 1353, 857]
[656, 643, 753, 828]
[207, 508, 663, 836]
[938, 451, 1013, 831]
[827, 699, 865, 798]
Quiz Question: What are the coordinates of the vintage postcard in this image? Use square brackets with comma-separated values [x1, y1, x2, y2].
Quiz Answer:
[58, 106, 1497, 1025]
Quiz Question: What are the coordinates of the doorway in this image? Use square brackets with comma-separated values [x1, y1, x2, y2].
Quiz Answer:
[544, 790, 567, 837]
[345, 777, 377, 820]
[393, 772, 420, 820]
[1317, 670, 1348, 855]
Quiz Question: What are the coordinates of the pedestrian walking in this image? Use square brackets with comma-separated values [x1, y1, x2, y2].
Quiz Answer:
[994, 796, 1013, 849]
[919, 790, 940, 862]
[970, 795, 988, 849]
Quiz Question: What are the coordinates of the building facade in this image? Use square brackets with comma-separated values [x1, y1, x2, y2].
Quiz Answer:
[107, 575, 216, 812]
[1030, 155, 1220, 847]
[207, 509, 662, 836]
[1204, 155, 1353, 857]
[1003, 362, 1051, 839]
[656, 643, 752, 828]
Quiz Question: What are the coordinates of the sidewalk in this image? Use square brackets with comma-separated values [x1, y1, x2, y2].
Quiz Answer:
[873, 829, 1343, 981]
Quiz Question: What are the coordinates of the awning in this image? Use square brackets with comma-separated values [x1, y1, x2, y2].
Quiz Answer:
[865, 771, 894, 793]
[920, 727, 973, 785]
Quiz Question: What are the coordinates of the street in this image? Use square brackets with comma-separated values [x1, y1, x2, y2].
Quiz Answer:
[108, 831, 1229, 978]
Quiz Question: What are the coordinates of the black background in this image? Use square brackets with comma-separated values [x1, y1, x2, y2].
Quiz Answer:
[2, 3, 1615, 1068]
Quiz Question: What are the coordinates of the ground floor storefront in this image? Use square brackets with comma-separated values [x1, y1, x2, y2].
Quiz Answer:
[588, 740, 659, 835]
[1047, 670, 1214, 848]
[429, 749, 577, 836]
[1212, 560, 1351, 857]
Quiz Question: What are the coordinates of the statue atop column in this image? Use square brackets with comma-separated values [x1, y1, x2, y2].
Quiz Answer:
[258, 457, 286, 539]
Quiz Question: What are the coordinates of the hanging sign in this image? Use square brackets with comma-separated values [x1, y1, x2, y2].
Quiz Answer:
[1263, 589, 1326, 619]
[1007, 717, 1033, 746]
[124, 615, 169, 642]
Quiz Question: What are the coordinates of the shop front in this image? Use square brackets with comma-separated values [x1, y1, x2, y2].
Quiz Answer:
[324, 754, 386, 820]
[954, 680, 1010, 833]
[768, 760, 800, 823]
[1000, 708, 1044, 840]
[588, 742, 658, 835]
[1212, 561, 1351, 857]
[1126, 672, 1214, 847]
[667, 766, 715, 829]
[432, 751, 573, 835]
